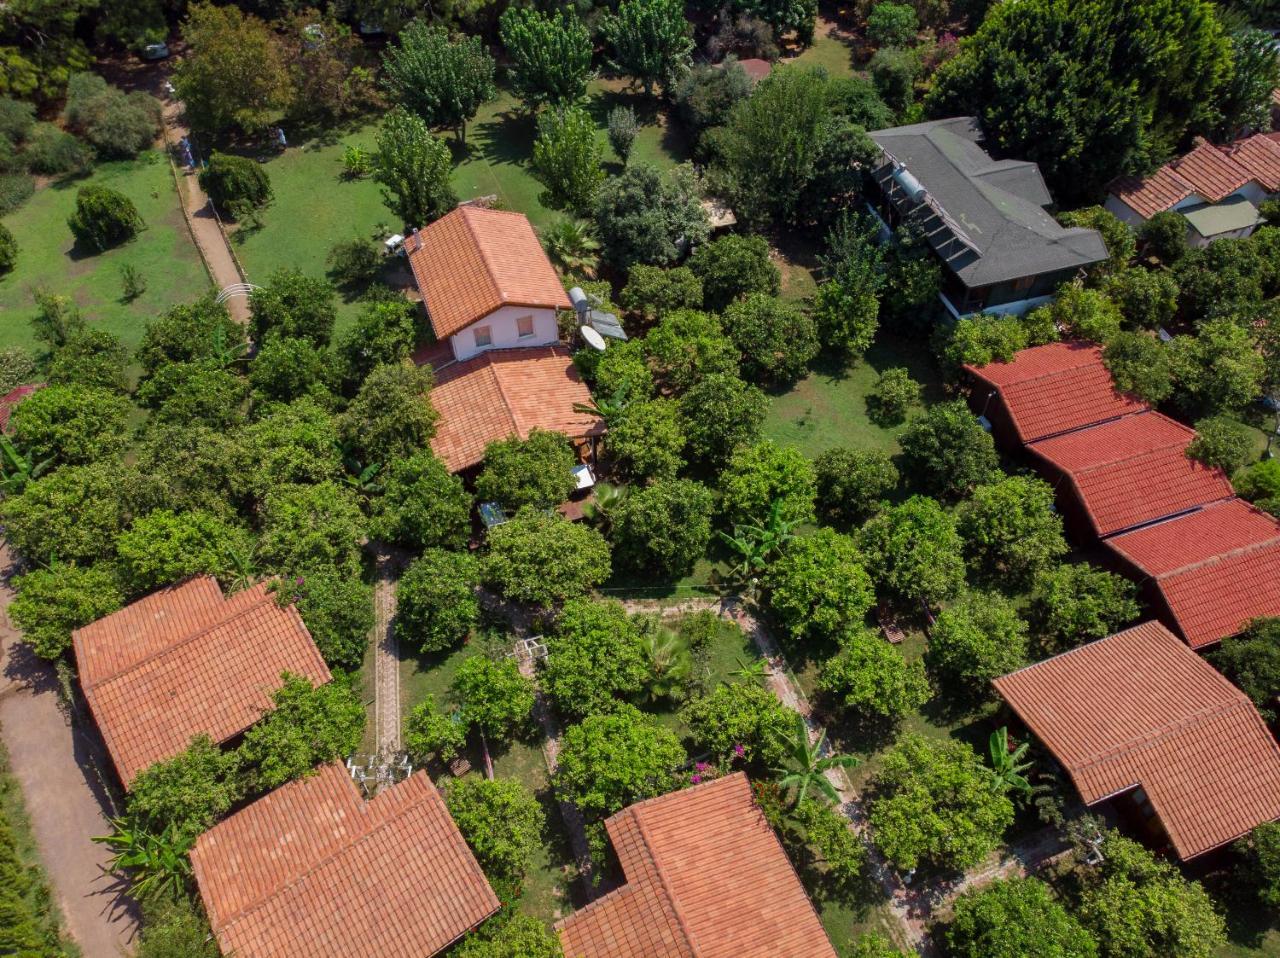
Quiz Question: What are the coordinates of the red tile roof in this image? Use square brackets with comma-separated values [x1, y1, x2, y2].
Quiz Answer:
[1027, 412, 1234, 536]
[994, 621, 1280, 859]
[192, 763, 498, 958]
[406, 206, 571, 340]
[1110, 166, 1197, 219]
[556, 773, 837, 958]
[1227, 135, 1280, 192]
[73, 578, 330, 787]
[966, 341, 1147, 442]
[1108, 499, 1280, 648]
[429, 345, 604, 472]
[0, 383, 43, 433]
[1110, 135, 1280, 218]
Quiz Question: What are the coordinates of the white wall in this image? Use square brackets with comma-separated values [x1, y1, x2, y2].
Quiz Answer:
[938, 290, 1055, 320]
[1104, 195, 1145, 226]
[449, 305, 561, 362]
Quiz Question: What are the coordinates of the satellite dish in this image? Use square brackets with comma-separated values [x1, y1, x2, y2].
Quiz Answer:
[580, 325, 606, 351]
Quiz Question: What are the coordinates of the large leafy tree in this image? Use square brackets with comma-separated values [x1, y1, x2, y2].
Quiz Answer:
[1028, 562, 1140, 655]
[498, 8, 593, 108]
[1169, 319, 1266, 414]
[957, 476, 1068, 588]
[9, 383, 131, 467]
[1, 461, 128, 565]
[898, 400, 1000, 500]
[483, 509, 611, 606]
[135, 295, 242, 382]
[256, 481, 365, 575]
[248, 268, 337, 348]
[373, 107, 457, 228]
[594, 163, 710, 268]
[642, 309, 739, 393]
[606, 398, 686, 481]
[612, 478, 714, 577]
[115, 509, 253, 595]
[554, 704, 686, 818]
[1216, 26, 1280, 137]
[1209, 617, 1280, 722]
[817, 628, 930, 725]
[370, 451, 470, 551]
[238, 675, 365, 790]
[925, 0, 1232, 203]
[396, 549, 480, 653]
[339, 360, 437, 465]
[719, 440, 817, 527]
[858, 496, 966, 608]
[764, 528, 874, 643]
[946, 877, 1098, 958]
[174, 2, 293, 135]
[243, 398, 344, 495]
[723, 294, 820, 387]
[687, 233, 781, 314]
[381, 20, 495, 143]
[292, 566, 374, 672]
[867, 734, 1015, 872]
[542, 598, 649, 719]
[925, 592, 1028, 707]
[680, 681, 794, 768]
[814, 447, 898, 528]
[452, 655, 536, 743]
[475, 429, 577, 511]
[678, 373, 767, 469]
[603, 0, 694, 97]
[444, 777, 545, 889]
[532, 105, 605, 216]
[127, 736, 243, 843]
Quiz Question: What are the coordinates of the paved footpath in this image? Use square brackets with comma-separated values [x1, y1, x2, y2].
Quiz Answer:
[0, 546, 139, 956]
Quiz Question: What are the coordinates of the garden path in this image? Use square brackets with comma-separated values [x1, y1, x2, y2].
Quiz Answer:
[619, 595, 1071, 955]
[371, 549, 406, 761]
[0, 545, 139, 956]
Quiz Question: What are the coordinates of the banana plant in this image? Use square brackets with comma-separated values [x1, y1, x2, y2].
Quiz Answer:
[223, 542, 259, 594]
[986, 725, 1034, 800]
[209, 325, 250, 368]
[728, 656, 768, 684]
[717, 498, 800, 582]
[771, 712, 859, 807]
[581, 481, 628, 533]
[573, 383, 631, 425]
[0, 435, 51, 496]
[337, 441, 383, 496]
[95, 818, 194, 900]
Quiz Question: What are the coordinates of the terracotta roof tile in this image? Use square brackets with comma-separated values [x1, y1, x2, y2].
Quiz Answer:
[1107, 498, 1280, 576]
[73, 578, 331, 787]
[557, 773, 837, 958]
[994, 621, 1280, 859]
[1110, 166, 1197, 219]
[1170, 141, 1252, 202]
[1027, 412, 1234, 536]
[1227, 135, 1280, 192]
[967, 341, 1147, 442]
[429, 345, 604, 472]
[0, 383, 43, 433]
[192, 764, 498, 958]
[406, 206, 571, 340]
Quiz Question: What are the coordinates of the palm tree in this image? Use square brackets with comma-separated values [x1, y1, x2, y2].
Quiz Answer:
[771, 712, 859, 807]
[717, 498, 801, 583]
[0, 435, 50, 496]
[96, 819, 193, 900]
[728, 656, 768, 684]
[581, 482, 629, 533]
[543, 219, 600, 278]
[986, 726, 1034, 800]
[642, 627, 691, 701]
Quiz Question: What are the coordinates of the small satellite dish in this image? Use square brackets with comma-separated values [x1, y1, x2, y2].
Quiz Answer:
[580, 325, 607, 351]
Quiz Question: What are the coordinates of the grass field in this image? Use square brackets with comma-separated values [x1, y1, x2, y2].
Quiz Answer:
[0, 152, 209, 353]
[234, 81, 689, 337]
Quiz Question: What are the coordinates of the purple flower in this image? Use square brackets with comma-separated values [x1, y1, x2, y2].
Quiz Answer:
[292, 594, 301, 602]
[691, 774, 702, 784]
[295, 576, 305, 586]
[695, 761, 711, 772]
[733, 744, 746, 758]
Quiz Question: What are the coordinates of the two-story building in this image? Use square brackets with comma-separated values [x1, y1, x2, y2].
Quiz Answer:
[867, 117, 1109, 319]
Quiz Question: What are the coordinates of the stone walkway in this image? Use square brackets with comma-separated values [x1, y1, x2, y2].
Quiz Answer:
[0, 546, 139, 955]
[371, 549, 406, 760]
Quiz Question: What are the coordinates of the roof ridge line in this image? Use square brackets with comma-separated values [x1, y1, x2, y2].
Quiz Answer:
[80, 586, 278, 692]
[461, 206, 510, 304]
[211, 773, 441, 933]
[631, 805, 701, 957]
[1070, 433, 1195, 475]
[1159, 529, 1280, 580]
[483, 352, 523, 436]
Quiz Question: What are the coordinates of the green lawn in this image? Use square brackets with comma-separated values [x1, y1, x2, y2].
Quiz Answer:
[234, 82, 688, 338]
[789, 18, 863, 78]
[0, 152, 209, 353]
[764, 331, 946, 459]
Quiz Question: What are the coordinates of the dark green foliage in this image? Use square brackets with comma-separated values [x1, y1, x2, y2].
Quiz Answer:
[1210, 618, 1280, 722]
[136, 295, 242, 381]
[815, 447, 898, 527]
[681, 680, 793, 768]
[1237, 821, 1280, 910]
[335, 298, 421, 389]
[127, 735, 243, 843]
[1101, 268, 1178, 331]
[642, 309, 739, 393]
[134, 896, 220, 958]
[381, 20, 495, 141]
[339, 361, 437, 465]
[136, 361, 247, 430]
[24, 124, 92, 176]
[9, 562, 123, 660]
[1186, 415, 1255, 473]
[238, 674, 365, 790]
[249, 336, 334, 406]
[68, 184, 142, 252]
[956, 476, 1068, 588]
[370, 451, 470, 551]
[373, 107, 457, 227]
[867, 2, 919, 46]
[0, 807, 65, 956]
[1028, 562, 1140, 655]
[620, 265, 705, 323]
[946, 877, 1098, 958]
[926, 591, 1028, 704]
[1216, 26, 1280, 136]
[1173, 239, 1267, 320]
[444, 777, 545, 887]
[606, 398, 686, 481]
[938, 314, 1029, 373]
[1139, 211, 1189, 266]
[898, 400, 999, 499]
[688, 234, 781, 312]
[199, 152, 273, 217]
[869, 47, 919, 114]
[679, 373, 767, 468]
[249, 268, 338, 348]
[0, 173, 35, 215]
[1058, 206, 1134, 279]
[404, 696, 467, 763]
[453, 655, 536, 742]
[594, 163, 709, 268]
[866, 367, 920, 426]
[867, 734, 1015, 871]
[395, 549, 480, 653]
[10, 382, 131, 467]
[325, 236, 382, 289]
[1102, 331, 1174, 404]
[475, 429, 577, 511]
[817, 628, 930, 724]
[115, 509, 253, 594]
[673, 59, 753, 148]
[0, 98, 35, 144]
[602, 0, 694, 97]
[719, 440, 817, 526]
[292, 566, 374, 671]
[554, 704, 686, 818]
[256, 481, 365, 574]
[46, 328, 130, 392]
[858, 495, 966, 607]
[612, 478, 714, 577]
[1169, 320, 1267, 414]
[1, 461, 128, 565]
[764, 528, 874, 642]
[543, 598, 648, 719]
[499, 7, 593, 107]
[131, 424, 255, 521]
[0, 222, 15, 274]
[723, 293, 820, 387]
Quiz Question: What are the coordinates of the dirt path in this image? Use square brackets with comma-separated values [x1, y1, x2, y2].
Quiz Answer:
[371, 550, 405, 760]
[0, 547, 139, 956]
[158, 92, 251, 325]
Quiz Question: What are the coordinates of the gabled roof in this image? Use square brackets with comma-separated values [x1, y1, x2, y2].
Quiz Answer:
[1110, 134, 1280, 218]
[429, 345, 604, 473]
[1027, 411, 1234, 536]
[556, 773, 837, 958]
[406, 206, 571, 340]
[966, 341, 1147, 443]
[192, 763, 498, 958]
[73, 578, 330, 787]
[994, 621, 1280, 859]
[1107, 499, 1280, 648]
[868, 118, 1108, 287]
[1226, 135, 1280, 192]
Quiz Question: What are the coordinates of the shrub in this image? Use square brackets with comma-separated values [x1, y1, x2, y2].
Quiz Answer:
[248, 336, 333, 406]
[764, 528, 874, 642]
[925, 591, 1028, 702]
[898, 400, 999, 499]
[46, 328, 129, 393]
[342, 144, 371, 178]
[444, 777, 545, 887]
[1186, 415, 1255, 474]
[946, 877, 1098, 958]
[542, 598, 648, 719]
[688, 234, 780, 312]
[0, 222, 15, 275]
[243, 398, 343, 494]
[866, 367, 920, 426]
[9, 562, 123, 660]
[404, 696, 467, 762]
[607, 105, 638, 163]
[869, 47, 919, 113]
[199, 152, 273, 217]
[335, 298, 421, 389]
[815, 447, 898, 527]
[1138, 210, 1188, 265]
[397, 549, 480, 653]
[136, 294, 242, 379]
[1238, 458, 1280, 504]
[24, 124, 92, 176]
[612, 478, 715, 577]
[0, 172, 34, 215]
[62, 73, 161, 159]
[0, 97, 35, 145]
[867, 2, 918, 46]
[554, 704, 686, 818]
[476, 429, 577, 511]
[67, 185, 143, 252]
[1238, 821, 1280, 910]
[1102, 267, 1178, 330]
[720, 440, 817, 527]
[937, 314, 1028, 373]
[594, 163, 709, 268]
[723, 293, 820, 386]
[325, 235, 382, 288]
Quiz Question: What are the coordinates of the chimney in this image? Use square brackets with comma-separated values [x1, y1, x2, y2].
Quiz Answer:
[412, 227, 421, 251]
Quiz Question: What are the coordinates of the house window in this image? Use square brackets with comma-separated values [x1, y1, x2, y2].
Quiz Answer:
[474, 325, 492, 348]
[517, 315, 535, 338]
[1012, 275, 1035, 292]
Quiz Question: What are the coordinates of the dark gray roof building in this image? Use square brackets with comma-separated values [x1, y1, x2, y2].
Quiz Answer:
[868, 117, 1108, 316]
